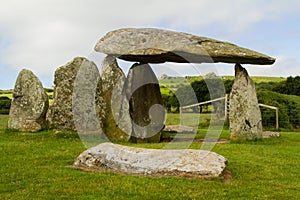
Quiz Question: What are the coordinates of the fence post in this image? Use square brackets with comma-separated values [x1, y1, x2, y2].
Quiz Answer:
[276, 107, 279, 130]
[179, 107, 182, 126]
[224, 94, 228, 120]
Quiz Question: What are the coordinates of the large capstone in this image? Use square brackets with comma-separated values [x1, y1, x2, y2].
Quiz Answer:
[95, 28, 275, 65]
[47, 57, 100, 131]
[8, 69, 49, 132]
[229, 64, 263, 141]
[125, 63, 165, 143]
[74, 142, 227, 178]
[101, 56, 132, 142]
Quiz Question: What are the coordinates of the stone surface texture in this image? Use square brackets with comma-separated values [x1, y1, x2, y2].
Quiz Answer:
[74, 142, 227, 178]
[8, 69, 49, 132]
[72, 57, 103, 139]
[95, 28, 275, 64]
[125, 63, 165, 143]
[163, 125, 196, 133]
[101, 56, 132, 142]
[47, 57, 100, 131]
[262, 131, 280, 138]
[229, 64, 263, 141]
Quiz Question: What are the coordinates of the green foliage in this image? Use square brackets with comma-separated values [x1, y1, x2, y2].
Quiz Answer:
[162, 92, 180, 113]
[271, 76, 300, 96]
[0, 90, 13, 95]
[223, 79, 234, 94]
[161, 78, 233, 115]
[0, 96, 11, 114]
[44, 88, 54, 93]
[257, 89, 300, 129]
[175, 84, 198, 107]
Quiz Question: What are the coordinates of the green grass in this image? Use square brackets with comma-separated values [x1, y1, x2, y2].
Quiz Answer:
[251, 76, 286, 83]
[1, 114, 300, 199]
[221, 76, 285, 83]
[165, 113, 212, 127]
[0, 90, 53, 104]
[159, 77, 188, 88]
[160, 87, 173, 95]
[0, 93, 12, 99]
[159, 76, 286, 89]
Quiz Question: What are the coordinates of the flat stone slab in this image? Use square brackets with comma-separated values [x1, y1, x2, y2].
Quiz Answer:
[95, 28, 275, 65]
[73, 142, 227, 178]
[263, 131, 280, 138]
[163, 125, 196, 133]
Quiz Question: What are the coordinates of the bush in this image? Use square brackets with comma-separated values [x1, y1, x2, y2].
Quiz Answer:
[270, 76, 300, 96]
[0, 96, 11, 114]
[257, 89, 300, 129]
[44, 88, 54, 93]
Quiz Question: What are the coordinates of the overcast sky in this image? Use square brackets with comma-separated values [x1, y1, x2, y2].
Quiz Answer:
[1, 0, 300, 89]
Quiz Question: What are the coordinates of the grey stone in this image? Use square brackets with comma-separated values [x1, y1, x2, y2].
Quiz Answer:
[101, 56, 131, 142]
[163, 125, 195, 133]
[74, 142, 227, 178]
[47, 57, 100, 131]
[72, 58, 104, 147]
[8, 69, 49, 132]
[95, 28, 275, 65]
[229, 64, 263, 141]
[125, 63, 165, 143]
[262, 131, 280, 138]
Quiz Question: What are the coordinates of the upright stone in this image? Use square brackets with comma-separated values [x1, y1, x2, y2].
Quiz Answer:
[8, 69, 49, 132]
[229, 64, 263, 141]
[125, 63, 165, 143]
[101, 56, 132, 142]
[47, 57, 99, 131]
[72, 58, 104, 147]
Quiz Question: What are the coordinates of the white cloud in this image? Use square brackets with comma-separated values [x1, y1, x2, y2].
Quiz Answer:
[0, 0, 299, 88]
[245, 55, 300, 77]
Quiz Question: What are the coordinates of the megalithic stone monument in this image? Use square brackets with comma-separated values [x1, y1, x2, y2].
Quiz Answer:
[72, 27, 276, 178]
[94, 27, 275, 142]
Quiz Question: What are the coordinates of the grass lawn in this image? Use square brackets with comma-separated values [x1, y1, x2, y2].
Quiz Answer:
[0, 93, 12, 99]
[0, 114, 299, 199]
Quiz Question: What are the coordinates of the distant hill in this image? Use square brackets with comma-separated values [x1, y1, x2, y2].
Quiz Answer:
[159, 76, 286, 88]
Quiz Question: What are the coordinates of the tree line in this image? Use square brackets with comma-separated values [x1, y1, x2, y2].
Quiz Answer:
[162, 76, 300, 129]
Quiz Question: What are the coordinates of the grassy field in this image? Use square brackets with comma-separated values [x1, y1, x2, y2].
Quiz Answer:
[0, 114, 300, 199]
[0, 93, 12, 99]
[159, 76, 286, 88]
[221, 76, 286, 83]
[0, 76, 285, 100]
[0, 91, 53, 105]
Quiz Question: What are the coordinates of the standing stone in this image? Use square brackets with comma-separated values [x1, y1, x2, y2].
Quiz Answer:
[229, 64, 263, 141]
[101, 56, 132, 142]
[47, 57, 100, 131]
[8, 69, 49, 132]
[72, 58, 104, 147]
[125, 63, 165, 143]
